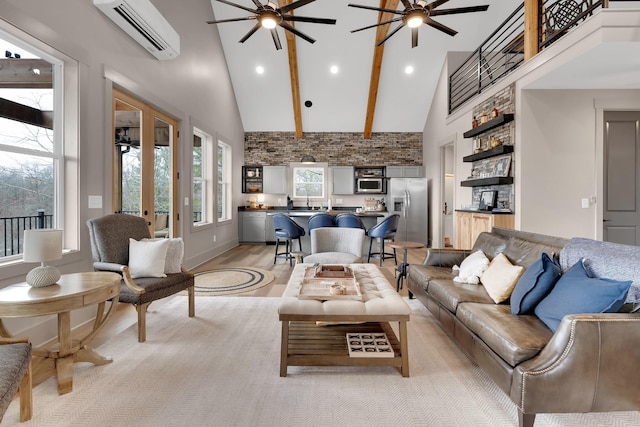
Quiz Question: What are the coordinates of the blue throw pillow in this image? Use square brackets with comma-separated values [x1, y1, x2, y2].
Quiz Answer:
[511, 253, 562, 315]
[534, 259, 632, 332]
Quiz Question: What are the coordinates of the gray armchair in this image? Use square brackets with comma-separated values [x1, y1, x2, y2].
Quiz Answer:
[87, 214, 194, 342]
[303, 227, 365, 264]
[0, 337, 32, 422]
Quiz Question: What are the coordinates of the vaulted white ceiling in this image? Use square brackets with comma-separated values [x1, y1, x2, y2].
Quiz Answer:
[208, 0, 518, 134]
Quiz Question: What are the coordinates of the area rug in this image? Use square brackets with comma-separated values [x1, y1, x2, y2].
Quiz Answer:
[5, 297, 640, 427]
[191, 267, 274, 296]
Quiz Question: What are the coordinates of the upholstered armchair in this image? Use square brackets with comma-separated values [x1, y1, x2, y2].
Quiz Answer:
[303, 227, 365, 264]
[0, 337, 32, 422]
[87, 214, 194, 342]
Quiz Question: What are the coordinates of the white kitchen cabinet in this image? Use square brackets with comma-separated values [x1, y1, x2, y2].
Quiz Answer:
[263, 166, 288, 194]
[331, 166, 354, 195]
[386, 166, 424, 178]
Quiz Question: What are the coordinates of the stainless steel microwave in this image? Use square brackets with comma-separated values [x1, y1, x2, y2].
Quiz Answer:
[355, 177, 386, 194]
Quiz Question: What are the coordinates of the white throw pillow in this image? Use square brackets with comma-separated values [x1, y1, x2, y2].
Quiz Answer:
[128, 238, 170, 279]
[143, 238, 184, 274]
[481, 253, 525, 303]
[453, 250, 490, 285]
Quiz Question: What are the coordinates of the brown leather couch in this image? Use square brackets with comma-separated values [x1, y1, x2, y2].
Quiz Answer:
[407, 227, 640, 427]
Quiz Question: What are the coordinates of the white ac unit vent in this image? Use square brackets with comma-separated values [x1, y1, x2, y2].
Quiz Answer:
[94, 0, 180, 60]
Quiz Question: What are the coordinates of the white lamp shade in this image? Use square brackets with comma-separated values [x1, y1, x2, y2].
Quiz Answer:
[23, 229, 63, 263]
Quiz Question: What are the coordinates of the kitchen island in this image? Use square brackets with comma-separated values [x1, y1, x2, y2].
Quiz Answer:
[238, 207, 387, 250]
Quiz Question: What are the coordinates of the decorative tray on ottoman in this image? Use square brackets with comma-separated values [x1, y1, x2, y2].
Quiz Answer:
[298, 265, 362, 301]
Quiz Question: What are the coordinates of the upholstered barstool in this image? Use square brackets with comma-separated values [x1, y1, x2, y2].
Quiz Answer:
[273, 213, 306, 266]
[336, 213, 367, 232]
[307, 213, 335, 235]
[367, 214, 400, 266]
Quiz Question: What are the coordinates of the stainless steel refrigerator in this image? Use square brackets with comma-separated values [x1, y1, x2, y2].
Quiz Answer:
[389, 178, 428, 245]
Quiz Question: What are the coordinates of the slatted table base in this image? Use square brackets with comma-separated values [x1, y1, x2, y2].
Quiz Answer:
[280, 320, 409, 377]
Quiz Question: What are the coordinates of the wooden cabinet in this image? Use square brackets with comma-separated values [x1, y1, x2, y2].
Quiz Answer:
[263, 166, 288, 194]
[386, 166, 424, 178]
[331, 166, 354, 195]
[242, 166, 263, 194]
[455, 211, 515, 250]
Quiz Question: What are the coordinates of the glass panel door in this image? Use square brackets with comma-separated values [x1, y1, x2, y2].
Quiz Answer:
[153, 116, 172, 238]
[114, 98, 142, 217]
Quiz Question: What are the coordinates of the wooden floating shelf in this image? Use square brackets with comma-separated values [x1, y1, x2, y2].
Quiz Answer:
[460, 177, 514, 187]
[463, 145, 514, 163]
[463, 113, 515, 139]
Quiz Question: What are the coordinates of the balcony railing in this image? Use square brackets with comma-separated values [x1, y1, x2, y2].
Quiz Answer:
[449, 0, 605, 114]
[1, 210, 54, 257]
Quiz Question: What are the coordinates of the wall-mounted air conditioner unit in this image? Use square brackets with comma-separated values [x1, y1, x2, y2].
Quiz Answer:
[94, 0, 180, 60]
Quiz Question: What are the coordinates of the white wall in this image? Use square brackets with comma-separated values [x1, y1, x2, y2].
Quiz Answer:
[0, 0, 244, 342]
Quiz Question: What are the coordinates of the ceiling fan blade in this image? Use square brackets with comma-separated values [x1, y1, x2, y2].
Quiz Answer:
[350, 17, 403, 34]
[270, 28, 282, 50]
[250, 0, 263, 8]
[282, 15, 337, 25]
[348, 4, 404, 15]
[376, 22, 406, 47]
[425, 17, 457, 37]
[426, 0, 452, 11]
[239, 22, 262, 43]
[411, 26, 418, 48]
[430, 5, 489, 16]
[279, 0, 316, 14]
[279, 21, 316, 44]
[215, 0, 259, 14]
[400, 0, 412, 8]
[207, 16, 257, 24]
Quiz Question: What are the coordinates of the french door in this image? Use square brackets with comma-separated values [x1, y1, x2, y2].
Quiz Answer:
[112, 89, 179, 237]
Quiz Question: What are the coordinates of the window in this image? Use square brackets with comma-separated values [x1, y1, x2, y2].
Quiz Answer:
[293, 164, 326, 200]
[192, 129, 209, 224]
[217, 140, 231, 222]
[0, 30, 67, 260]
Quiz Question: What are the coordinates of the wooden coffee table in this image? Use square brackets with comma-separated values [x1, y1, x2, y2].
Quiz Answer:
[0, 272, 121, 394]
[278, 263, 411, 377]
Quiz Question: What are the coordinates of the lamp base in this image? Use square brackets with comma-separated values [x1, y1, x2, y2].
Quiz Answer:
[26, 265, 61, 288]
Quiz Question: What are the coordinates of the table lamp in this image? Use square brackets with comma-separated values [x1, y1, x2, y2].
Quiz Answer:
[23, 229, 63, 287]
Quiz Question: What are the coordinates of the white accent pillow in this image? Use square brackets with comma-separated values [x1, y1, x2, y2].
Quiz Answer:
[142, 238, 184, 274]
[481, 253, 525, 303]
[453, 250, 490, 285]
[128, 238, 170, 279]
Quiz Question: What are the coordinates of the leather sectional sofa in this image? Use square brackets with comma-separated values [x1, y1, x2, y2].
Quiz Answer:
[407, 227, 640, 427]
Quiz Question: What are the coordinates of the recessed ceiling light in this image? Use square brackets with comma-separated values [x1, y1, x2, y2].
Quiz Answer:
[256, 66, 264, 75]
[330, 65, 339, 74]
[405, 65, 414, 75]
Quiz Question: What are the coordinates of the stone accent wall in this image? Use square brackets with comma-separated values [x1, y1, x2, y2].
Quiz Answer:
[468, 83, 516, 211]
[244, 132, 423, 166]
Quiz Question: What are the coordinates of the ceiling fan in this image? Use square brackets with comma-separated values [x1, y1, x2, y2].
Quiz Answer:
[349, 0, 489, 48]
[207, 0, 337, 50]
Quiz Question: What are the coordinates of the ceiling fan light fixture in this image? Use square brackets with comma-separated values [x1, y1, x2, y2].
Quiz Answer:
[407, 13, 424, 28]
[301, 155, 316, 164]
[261, 16, 277, 29]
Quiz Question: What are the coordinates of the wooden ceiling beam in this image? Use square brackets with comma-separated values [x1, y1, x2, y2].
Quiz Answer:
[0, 59, 53, 89]
[363, 0, 400, 139]
[279, 0, 303, 138]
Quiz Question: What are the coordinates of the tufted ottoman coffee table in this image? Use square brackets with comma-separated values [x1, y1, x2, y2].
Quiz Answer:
[278, 263, 411, 377]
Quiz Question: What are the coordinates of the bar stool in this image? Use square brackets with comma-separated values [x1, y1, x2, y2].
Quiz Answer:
[335, 213, 367, 232]
[367, 214, 400, 266]
[307, 213, 335, 235]
[273, 213, 306, 266]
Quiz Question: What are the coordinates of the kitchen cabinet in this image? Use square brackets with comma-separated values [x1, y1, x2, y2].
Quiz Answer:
[242, 166, 263, 194]
[265, 213, 276, 243]
[239, 211, 266, 243]
[263, 166, 288, 194]
[455, 211, 514, 250]
[386, 166, 423, 178]
[331, 166, 354, 195]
